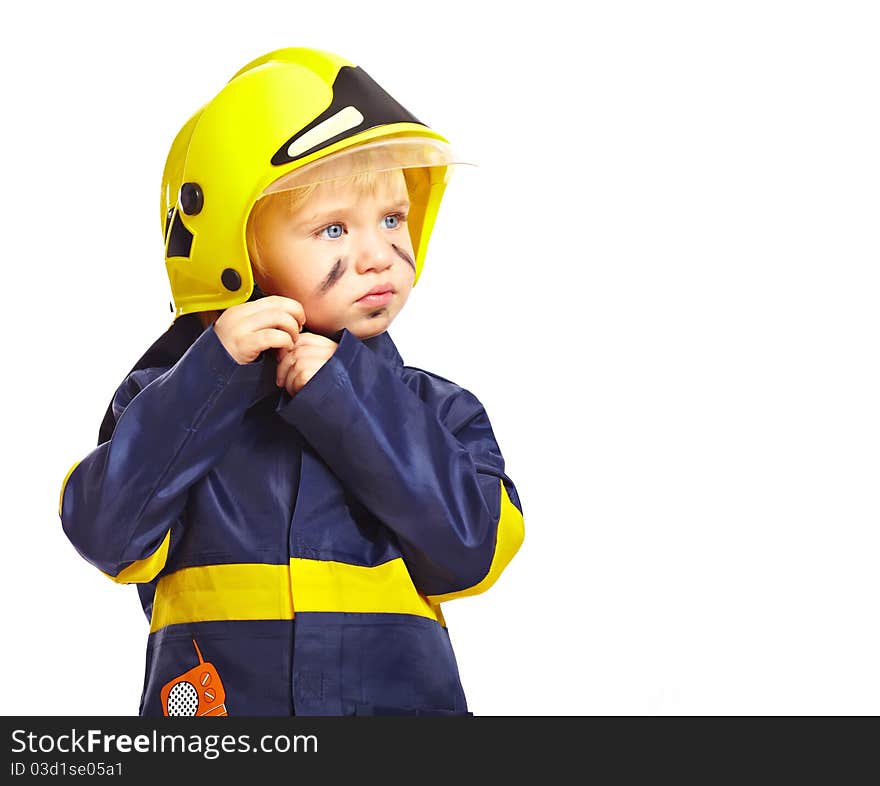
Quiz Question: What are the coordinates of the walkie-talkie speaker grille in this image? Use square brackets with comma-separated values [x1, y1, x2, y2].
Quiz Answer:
[166, 680, 199, 716]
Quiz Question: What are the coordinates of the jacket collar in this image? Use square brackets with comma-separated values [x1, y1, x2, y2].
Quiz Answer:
[124, 317, 405, 400]
[360, 329, 404, 368]
[102, 320, 408, 441]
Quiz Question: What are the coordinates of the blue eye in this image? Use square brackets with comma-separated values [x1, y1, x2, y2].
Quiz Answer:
[384, 213, 407, 229]
[320, 223, 344, 239]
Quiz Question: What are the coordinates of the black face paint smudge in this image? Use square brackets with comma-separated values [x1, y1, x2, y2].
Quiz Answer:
[391, 244, 416, 272]
[318, 258, 346, 294]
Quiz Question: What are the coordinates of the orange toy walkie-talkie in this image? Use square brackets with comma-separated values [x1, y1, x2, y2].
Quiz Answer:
[160, 639, 228, 716]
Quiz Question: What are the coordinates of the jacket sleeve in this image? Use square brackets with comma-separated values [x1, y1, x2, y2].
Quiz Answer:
[275, 328, 525, 601]
[58, 325, 268, 584]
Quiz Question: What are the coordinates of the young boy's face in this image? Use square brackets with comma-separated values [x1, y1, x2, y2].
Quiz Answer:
[249, 168, 417, 340]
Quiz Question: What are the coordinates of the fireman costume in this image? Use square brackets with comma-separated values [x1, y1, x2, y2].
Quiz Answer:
[58, 47, 525, 716]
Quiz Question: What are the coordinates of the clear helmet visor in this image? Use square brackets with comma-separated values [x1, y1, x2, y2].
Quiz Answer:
[258, 135, 473, 197]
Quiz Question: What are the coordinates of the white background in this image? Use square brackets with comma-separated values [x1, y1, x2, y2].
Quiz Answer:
[2, 0, 878, 715]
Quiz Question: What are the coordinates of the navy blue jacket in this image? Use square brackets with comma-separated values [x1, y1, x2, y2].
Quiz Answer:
[59, 316, 524, 716]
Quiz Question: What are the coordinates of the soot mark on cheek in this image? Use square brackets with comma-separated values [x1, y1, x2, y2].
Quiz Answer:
[318, 258, 347, 294]
[391, 244, 415, 272]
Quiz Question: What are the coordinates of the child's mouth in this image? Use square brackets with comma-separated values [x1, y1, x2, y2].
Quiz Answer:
[356, 289, 394, 306]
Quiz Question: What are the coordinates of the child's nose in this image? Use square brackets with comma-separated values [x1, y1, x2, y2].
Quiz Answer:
[354, 228, 394, 273]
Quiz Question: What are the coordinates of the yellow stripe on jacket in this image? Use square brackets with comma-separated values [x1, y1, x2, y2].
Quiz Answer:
[149, 558, 445, 633]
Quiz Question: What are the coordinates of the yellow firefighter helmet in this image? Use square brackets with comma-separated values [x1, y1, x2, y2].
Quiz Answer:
[160, 47, 457, 319]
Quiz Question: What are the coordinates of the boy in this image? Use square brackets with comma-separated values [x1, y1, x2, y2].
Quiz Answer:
[58, 47, 524, 716]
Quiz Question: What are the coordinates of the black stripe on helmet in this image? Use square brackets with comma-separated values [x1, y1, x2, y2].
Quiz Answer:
[271, 66, 425, 166]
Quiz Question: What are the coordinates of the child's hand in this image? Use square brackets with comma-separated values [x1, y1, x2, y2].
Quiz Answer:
[213, 296, 305, 365]
[275, 332, 339, 395]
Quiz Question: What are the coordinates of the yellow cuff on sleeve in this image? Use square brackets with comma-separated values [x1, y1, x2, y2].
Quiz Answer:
[427, 479, 525, 604]
[103, 529, 172, 585]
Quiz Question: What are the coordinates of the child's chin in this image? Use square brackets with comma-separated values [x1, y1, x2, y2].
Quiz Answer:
[352, 326, 388, 340]
[347, 317, 392, 340]
[345, 309, 394, 338]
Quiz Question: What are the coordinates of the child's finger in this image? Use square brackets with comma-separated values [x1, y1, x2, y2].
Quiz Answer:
[294, 332, 336, 348]
[280, 298, 307, 332]
[253, 295, 306, 333]
[276, 350, 298, 386]
[245, 306, 302, 342]
[284, 367, 313, 396]
[255, 328, 295, 355]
